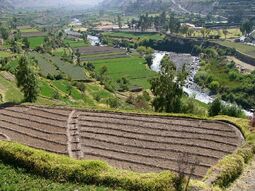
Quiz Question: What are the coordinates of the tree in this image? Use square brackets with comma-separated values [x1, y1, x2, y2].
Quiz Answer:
[240, 21, 253, 35]
[145, 54, 153, 68]
[117, 15, 122, 29]
[222, 29, 228, 40]
[208, 98, 222, 116]
[16, 56, 38, 102]
[22, 37, 30, 50]
[0, 27, 9, 40]
[150, 55, 186, 113]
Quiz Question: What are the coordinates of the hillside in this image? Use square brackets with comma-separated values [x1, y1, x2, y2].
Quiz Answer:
[213, 0, 255, 22]
[0, 0, 13, 12]
[99, 0, 215, 14]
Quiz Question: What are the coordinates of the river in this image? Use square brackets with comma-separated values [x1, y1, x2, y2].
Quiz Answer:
[87, 35, 252, 116]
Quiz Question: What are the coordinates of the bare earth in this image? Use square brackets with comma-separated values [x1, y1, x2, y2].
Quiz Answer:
[0, 105, 244, 178]
[229, 157, 255, 191]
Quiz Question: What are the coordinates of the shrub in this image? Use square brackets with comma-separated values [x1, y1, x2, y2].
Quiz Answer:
[209, 81, 220, 93]
[106, 98, 120, 108]
[0, 141, 178, 191]
[251, 113, 255, 128]
[220, 104, 244, 118]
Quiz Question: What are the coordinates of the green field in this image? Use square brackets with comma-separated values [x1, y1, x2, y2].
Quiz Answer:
[0, 162, 115, 191]
[64, 39, 89, 48]
[91, 55, 156, 89]
[28, 36, 45, 48]
[102, 32, 165, 41]
[215, 40, 255, 58]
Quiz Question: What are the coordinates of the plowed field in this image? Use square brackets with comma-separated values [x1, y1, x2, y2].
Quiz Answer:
[0, 105, 244, 178]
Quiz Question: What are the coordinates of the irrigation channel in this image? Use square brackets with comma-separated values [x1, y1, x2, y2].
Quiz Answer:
[86, 33, 253, 116]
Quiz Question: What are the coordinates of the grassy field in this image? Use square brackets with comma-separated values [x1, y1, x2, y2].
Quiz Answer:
[215, 40, 255, 58]
[0, 162, 115, 191]
[91, 55, 156, 89]
[102, 31, 165, 40]
[0, 73, 23, 103]
[28, 36, 45, 48]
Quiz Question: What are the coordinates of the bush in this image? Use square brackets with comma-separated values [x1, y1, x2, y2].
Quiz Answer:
[251, 113, 255, 128]
[0, 141, 178, 191]
[106, 98, 120, 108]
[209, 81, 220, 93]
[220, 104, 244, 118]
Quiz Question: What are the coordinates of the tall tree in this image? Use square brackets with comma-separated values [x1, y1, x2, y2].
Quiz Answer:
[117, 15, 122, 29]
[150, 55, 186, 113]
[16, 56, 38, 102]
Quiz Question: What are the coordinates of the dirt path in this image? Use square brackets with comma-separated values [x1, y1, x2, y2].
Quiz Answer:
[229, 157, 255, 191]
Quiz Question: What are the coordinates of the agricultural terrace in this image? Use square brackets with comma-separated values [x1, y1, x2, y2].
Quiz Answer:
[102, 31, 165, 40]
[215, 40, 255, 59]
[75, 46, 156, 89]
[29, 52, 87, 81]
[18, 26, 46, 48]
[0, 105, 244, 179]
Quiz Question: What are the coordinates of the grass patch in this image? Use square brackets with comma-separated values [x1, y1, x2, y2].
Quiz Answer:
[28, 36, 45, 49]
[0, 51, 14, 58]
[0, 73, 23, 103]
[215, 40, 255, 58]
[0, 162, 115, 191]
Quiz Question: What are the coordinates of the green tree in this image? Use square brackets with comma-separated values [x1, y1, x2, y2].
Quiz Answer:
[240, 21, 253, 35]
[16, 56, 38, 102]
[22, 37, 30, 50]
[208, 98, 222, 116]
[222, 29, 228, 39]
[150, 55, 185, 113]
[0, 27, 9, 40]
[145, 54, 153, 68]
[117, 15, 122, 29]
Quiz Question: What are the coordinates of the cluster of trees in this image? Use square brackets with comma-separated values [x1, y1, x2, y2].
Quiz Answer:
[208, 98, 244, 118]
[127, 12, 181, 33]
[240, 20, 254, 35]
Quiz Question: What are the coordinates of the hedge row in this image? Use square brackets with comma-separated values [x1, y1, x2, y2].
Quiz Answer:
[0, 141, 179, 191]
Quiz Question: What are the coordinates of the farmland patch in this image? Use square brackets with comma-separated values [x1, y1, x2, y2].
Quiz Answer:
[0, 105, 244, 178]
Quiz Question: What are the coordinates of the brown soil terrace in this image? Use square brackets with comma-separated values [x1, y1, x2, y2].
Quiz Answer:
[0, 105, 244, 178]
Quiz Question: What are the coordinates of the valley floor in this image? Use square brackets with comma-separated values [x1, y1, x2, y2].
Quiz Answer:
[229, 157, 255, 191]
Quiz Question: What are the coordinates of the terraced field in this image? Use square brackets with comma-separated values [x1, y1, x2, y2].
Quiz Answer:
[0, 105, 244, 178]
[75, 46, 128, 61]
